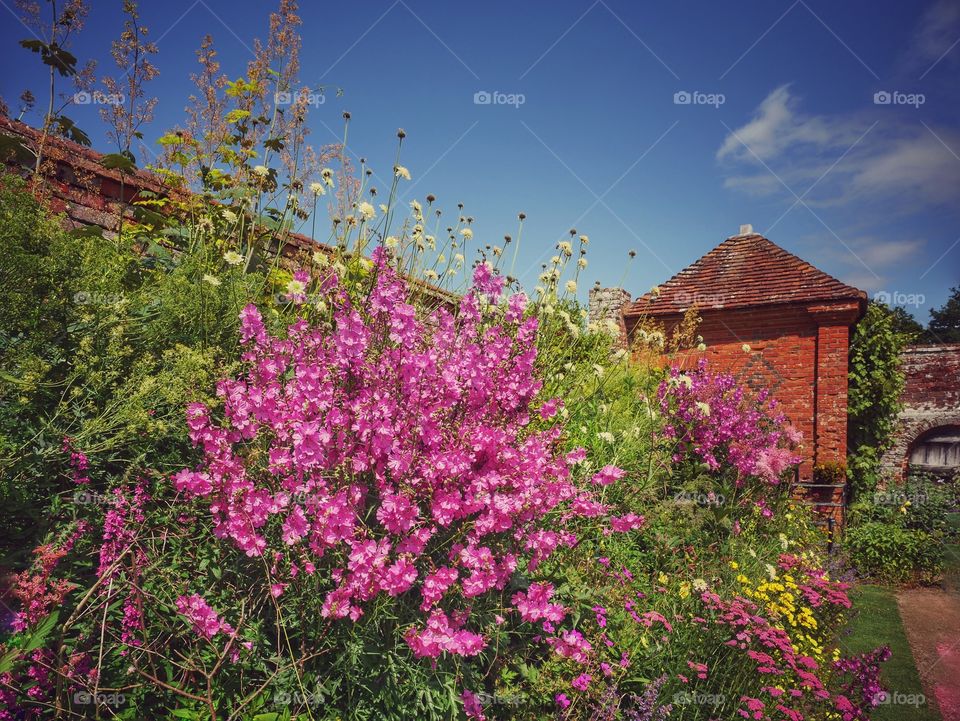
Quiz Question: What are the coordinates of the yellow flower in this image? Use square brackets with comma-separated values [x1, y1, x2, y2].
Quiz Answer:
[679, 582, 691, 599]
[729, 561, 739, 570]
[658, 572, 669, 585]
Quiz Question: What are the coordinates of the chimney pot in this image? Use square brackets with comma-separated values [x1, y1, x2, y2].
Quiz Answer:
[739, 223, 754, 235]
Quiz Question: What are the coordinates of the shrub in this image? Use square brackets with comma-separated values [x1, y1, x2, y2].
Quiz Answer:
[843, 522, 943, 584]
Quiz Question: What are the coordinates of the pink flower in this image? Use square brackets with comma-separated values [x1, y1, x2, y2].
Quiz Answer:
[511, 583, 566, 623]
[590, 465, 625, 486]
[175, 594, 234, 639]
[571, 673, 592, 691]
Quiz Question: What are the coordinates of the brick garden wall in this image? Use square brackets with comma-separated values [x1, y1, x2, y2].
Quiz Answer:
[880, 343, 960, 482]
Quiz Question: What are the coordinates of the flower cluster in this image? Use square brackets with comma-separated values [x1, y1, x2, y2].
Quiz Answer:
[9, 524, 87, 632]
[175, 594, 235, 639]
[172, 251, 629, 687]
[659, 360, 802, 485]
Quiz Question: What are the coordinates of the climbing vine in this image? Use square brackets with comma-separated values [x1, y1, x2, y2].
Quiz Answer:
[847, 301, 917, 500]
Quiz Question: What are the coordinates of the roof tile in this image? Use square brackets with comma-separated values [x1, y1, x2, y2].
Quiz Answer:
[626, 233, 866, 316]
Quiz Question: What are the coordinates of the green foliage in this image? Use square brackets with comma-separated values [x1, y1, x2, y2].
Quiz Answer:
[843, 522, 943, 584]
[847, 302, 915, 500]
[0, 176, 279, 551]
[924, 285, 960, 343]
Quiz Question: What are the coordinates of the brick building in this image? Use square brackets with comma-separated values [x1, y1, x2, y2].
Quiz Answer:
[603, 226, 867, 519]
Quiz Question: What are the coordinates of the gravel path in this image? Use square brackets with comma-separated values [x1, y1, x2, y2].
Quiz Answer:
[897, 558, 960, 721]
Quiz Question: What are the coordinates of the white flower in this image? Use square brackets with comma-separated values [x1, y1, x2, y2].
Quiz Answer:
[202, 274, 221, 287]
[565, 280, 577, 294]
[742, 343, 751, 353]
[534, 285, 545, 295]
[492, 246, 502, 257]
[357, 202, 376, 220]
[309, 181, 325, 196]
[679, 375, 693, 389]
[252, 165, 269, 177]
[577, 258, 587, 269]
[312, 251, 328, 265]
[424, 269, 439, 281]
[593, 364, 605, 377]
[692, 578, 708, 592]
[222, 209, 238, 224]
[597, 432, 615, 443]
[454, 253, 464, 264]
[697, 342, 707, 351]
[223, 251, 244, 266]
[286, 278, 306, 296]
[650, 285, 661, 297]
[460, 228, 473, 240]
[379, 204, 389, 214]
[410, 199, 422, 216]
[579, 235, 589, 245]
[394, 165, 411, 180]
[550, 255, 561, 265]
[558, 241, 573, 256]
[321, 168, 335, 187]
[385, 236, 399, 248]
[696, 401, 711, 416]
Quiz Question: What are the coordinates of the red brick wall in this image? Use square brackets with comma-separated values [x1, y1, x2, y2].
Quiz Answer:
[900, 344, 960, 409]
[627, 300, 860, 490]
[880, 343, 960, 481]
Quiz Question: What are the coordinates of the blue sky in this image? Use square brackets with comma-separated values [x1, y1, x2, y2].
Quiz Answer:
[2, 0, 958, 320]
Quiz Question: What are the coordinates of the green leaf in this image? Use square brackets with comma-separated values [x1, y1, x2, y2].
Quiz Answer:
[101, 153, 137, 173]
[0, 133, 34, 165]
[225, 109, 251, 124]
[23, 610, 60, 653]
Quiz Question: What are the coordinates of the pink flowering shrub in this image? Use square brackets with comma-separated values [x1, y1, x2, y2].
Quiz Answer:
[659, 360, 802, 487]
[146, 250, 639, 713]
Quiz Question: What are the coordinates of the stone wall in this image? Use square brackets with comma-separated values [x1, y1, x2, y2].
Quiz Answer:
[880, 343, 960, 482]
[587, 286, 630, 342]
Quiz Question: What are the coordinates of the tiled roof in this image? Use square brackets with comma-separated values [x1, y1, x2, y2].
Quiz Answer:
[626, 232, 866, 316]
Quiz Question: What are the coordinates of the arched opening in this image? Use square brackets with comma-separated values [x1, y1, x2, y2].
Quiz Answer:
[907, 425, 960, 475]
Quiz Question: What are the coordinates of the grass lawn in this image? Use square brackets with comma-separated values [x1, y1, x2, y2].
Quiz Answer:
[845, 584, 941, 721]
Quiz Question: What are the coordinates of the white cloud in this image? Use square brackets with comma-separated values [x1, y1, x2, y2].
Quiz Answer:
[717, 86, 960, 209]
[716, 84, 851, 163]
[850, 131, 960, 205]
[903, 0, 960, 73]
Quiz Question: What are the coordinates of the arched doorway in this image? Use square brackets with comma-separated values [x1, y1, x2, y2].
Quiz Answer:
[907, 425, 960, 476]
